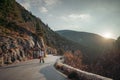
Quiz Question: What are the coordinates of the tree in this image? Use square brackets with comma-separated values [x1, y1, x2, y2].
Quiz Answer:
[116, 36, 120, 49]
[36, 22, 44, 37]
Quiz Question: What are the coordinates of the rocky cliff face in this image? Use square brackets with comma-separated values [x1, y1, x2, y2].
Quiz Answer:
[0, 25, 40, 65]
[0, 0, 39, 65]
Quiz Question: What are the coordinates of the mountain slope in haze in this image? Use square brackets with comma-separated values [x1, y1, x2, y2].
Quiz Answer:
[0, 0, 85, 65]
[58, 30, 120, 80]
[57, 30, 115, 60]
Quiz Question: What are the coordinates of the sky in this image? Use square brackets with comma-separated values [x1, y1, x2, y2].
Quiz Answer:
[16, 0, 120, 39]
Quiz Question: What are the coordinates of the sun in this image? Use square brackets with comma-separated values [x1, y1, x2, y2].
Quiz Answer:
[103, 32, 112, 39]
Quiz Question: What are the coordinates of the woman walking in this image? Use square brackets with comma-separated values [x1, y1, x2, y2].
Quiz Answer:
[39, 49, 45, 63]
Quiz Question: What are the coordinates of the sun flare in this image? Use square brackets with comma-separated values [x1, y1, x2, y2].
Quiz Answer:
[103, 32, 112, 39]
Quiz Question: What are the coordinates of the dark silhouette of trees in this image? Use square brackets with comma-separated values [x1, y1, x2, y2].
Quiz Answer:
[116, 36, 120, 49]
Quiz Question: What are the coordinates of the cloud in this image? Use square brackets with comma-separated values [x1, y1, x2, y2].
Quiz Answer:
[60, 16, 68, 21]
[21, 2, 31, 10]
[68, 14, 91, 20]
[43, 0, 59, 6]
[17, 0, 61, 13]
[60, 14, 91, 22]
[39, 7, 48, 13]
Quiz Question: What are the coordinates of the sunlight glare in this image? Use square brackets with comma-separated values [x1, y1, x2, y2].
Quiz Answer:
[103, 32, 112, 39]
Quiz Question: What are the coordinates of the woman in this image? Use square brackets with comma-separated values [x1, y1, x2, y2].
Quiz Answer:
[39, 49, 45, 63]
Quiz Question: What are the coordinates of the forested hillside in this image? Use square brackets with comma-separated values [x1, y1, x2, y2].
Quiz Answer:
[57, 30, 115, 62]
[61, 30, 120, 80]
[0, 0, 84, 65]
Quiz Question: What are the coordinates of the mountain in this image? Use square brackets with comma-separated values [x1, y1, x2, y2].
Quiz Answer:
[0, 0, 85, 65]
[57, 30, 115, 62]
[57, 30, 120, 80]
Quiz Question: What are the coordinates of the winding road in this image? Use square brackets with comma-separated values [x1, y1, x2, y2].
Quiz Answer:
[0, 55, 67, 80]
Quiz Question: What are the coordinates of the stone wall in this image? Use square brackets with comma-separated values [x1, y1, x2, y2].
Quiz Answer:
[55, 57, 113, 80]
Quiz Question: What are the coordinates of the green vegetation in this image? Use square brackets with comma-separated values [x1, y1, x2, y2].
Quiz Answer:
[0, 0, 15, 17]
[0, 0, 84, 67]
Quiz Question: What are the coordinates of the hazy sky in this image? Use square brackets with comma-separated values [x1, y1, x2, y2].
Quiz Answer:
[16, 0, 120, 39]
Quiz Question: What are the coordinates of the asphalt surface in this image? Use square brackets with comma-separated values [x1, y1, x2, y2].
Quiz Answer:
[0, 55, 68, 80]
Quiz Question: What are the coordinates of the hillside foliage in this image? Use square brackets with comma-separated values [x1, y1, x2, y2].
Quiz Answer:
[0, 0, 84, 65]
[63, 37, 120, 80]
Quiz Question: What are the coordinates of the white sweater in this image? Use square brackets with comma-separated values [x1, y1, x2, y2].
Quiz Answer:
[39, 51, 44, 56]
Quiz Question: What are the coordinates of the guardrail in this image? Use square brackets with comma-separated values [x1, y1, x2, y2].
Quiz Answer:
[55, 57, 113, 80]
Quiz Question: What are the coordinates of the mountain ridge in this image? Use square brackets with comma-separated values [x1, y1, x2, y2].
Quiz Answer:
[56, 30, 115, 62]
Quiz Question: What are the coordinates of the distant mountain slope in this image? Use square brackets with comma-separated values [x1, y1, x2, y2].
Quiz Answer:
[57, 30, 120, 80]
[57, 30, 115, 61]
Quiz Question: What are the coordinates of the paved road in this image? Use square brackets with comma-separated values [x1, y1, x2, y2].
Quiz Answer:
[0, 55, 67, 80]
